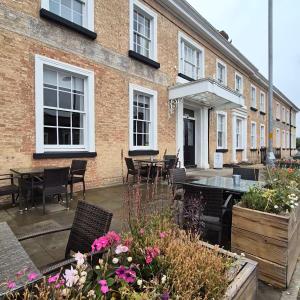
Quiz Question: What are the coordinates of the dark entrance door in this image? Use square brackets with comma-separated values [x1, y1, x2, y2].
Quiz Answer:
[184, 118, 196, 167]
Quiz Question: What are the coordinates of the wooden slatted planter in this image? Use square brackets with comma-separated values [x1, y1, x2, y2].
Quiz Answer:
[231, 203, 300, 288]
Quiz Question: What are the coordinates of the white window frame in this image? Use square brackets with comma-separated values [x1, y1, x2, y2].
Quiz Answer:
[282, 106, 285, 122]
[129, 0, 157, 61]
[282, 130, 285, 148]
[236, 118, 244, 149]
[286, 109, 289, 124]
[276, 128, 280, 148]
[216, 111, 227, 149]
[286, 131, 290, 149]
[250, 121, 257, 149]
[129, 83, 157, 151]
[41, 0, 94, 31]
[260, 124, 265, 147]
[250, 84, 256, 108]
[178, 32, 205, 80]
[35, 55, 95, 153]
[276, 102, 280, 120]
[235, 72, 243, 94]
[216, 59, 227, 85]
[260, 91, 266, 113]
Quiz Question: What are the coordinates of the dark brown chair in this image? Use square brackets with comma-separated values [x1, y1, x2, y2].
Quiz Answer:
[34, 167, 70, 215]
[18, 201, 113, 275]
[183, 184, 233, 249]
[125, 157, 147, 183]
[169, 168, 186, 200]
[0, 174, 19, 206]
[162, 155, 178, 183]
[69, 160, 87, 200]
[233, 167, 259, 181]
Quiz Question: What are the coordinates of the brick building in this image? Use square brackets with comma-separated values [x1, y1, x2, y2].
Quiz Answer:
[0, 0, 298, 188]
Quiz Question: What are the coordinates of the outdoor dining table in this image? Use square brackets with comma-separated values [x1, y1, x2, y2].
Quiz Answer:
[0, 222, 42, 297]
[191, 176, 265, 194]
[134, 159, 166, 182]
[10, 167, 59, 213]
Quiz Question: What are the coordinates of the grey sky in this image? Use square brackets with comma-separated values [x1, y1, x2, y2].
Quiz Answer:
[187, 0, 300, 136]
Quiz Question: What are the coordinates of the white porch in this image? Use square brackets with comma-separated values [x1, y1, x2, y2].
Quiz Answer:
[169, 78, 244, 168]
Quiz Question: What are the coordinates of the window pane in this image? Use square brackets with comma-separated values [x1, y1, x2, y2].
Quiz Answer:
[144, 134, 149, 146]
[73, 94, 84, 111]
[44, 68, 57, 88]
[72, 129, 84, 145]
[72, 112, 84, 128]
[44, 127, 57, 145]
[44, 88, 57, 107]
[62, 0, 72, 8]
[73, 77, 84, 94]
[136, 121, 144, 133]
[59, 74, 71, 91]
[61, 5, 72, 21]
[73, 11, 83, 25]
[58, 111, 71, 127]
[49, 0, 60, 14]
[59, 91, 71, 109]
[73, 0, 83, 13]
[136, 134, 143, 146]
[59, 128, 71, 145]
[44, 109, 57, 126]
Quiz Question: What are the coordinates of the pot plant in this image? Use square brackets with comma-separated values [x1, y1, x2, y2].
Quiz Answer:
[232, 168, 300, 288]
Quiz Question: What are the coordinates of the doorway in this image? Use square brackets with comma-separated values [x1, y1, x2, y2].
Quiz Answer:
[184, 109, 196, 167]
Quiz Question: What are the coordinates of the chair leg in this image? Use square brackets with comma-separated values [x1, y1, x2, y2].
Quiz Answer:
[65, 189, 69, 210]
[42, 193, 46, 215]
[11, 194, 15, 206]
[126, 173, 129, 183]
[82, 180, 86, 200]
[70, 183, 73, 200]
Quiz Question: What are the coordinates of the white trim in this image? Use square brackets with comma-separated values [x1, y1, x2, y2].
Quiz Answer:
[35, 55, 95, 153]
[260, 91, 266, 113]
[129, 83, 157, 151]
[41, 0, 94, 31]
[216, 58, 227, 86]
[250, 121, 257, 149]
[250, 84, 257, 108]
[178, 31, 205, 79]
[216, 111, 227, 149]
[129, 0, 158, 61]
[234, 71, 243, 94]
[260, 124, 266, 147]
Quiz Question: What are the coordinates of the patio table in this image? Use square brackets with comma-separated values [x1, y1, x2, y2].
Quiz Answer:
[134, 159, 166, 182]
[191, 176, 265, 194]
[0, 222, 42, 297]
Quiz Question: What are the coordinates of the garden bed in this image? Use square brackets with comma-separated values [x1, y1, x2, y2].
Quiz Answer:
[232, 203, 300, 288]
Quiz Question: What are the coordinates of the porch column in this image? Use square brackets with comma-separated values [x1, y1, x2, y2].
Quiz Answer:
[232, 114, 237, 163]
[199, 107, 209, 169]
[176, 101, 184, 167]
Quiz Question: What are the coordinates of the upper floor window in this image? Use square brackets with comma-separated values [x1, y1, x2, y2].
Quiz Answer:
[282, 106, 286, 122]
[130, 0, 157, 61]
[260, 124, 265, 147]
[250, 122, 256, 149]
[251, 85, 256, 108]
[35, 55, 95, 154]
[216, 60, 227, 85]
[41, 0, 94, 31]
[260, 91, 266, 113]
[235, 73, 243, 93]
[129, 84, 157, 151]
[217, 112, 227, 149]
[276, 102, 280, 119]
[179, 33, 204, 80]
[286, 109, 289, 124]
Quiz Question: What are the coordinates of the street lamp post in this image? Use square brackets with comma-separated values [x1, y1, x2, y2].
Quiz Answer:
[266, 0, 275, 166]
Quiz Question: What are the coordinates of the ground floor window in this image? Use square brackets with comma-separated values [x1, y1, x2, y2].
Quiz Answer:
[250, 122, 256, 149]
[236, 118, 243, 148]
[260, 124, 265, 147]
[286, 131, 290, 149]
[129, 84, 157, 151]
[276, 128, 280, 148]
[35, 55, 95, 153]
[217, 112, 226, 149]
[282, 130, 285, 148]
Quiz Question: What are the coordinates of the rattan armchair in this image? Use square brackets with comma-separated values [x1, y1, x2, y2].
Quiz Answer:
[233, 167, 259, 181]
[0, 173, 19, 206]
[18, 201, 113, 275]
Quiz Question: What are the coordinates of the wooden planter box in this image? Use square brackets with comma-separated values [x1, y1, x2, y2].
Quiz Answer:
[202, 242, 258, 300]
[231, 204, 300, 288]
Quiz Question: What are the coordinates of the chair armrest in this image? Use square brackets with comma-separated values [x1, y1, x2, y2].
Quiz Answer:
[222, 194, 233, 210]
[70, 169, 86, 175]
[18, 226, 72, 241]
[41, 257, 76, 276]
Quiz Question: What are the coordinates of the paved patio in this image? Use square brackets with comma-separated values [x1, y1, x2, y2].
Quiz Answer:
[0, 167, 299, 299]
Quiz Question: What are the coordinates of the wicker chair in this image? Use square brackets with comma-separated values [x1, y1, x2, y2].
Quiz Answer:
[182, 184, 233, 248]
[233, 167, 259, 181]
[34, 167, 70, 215]
[18, 201, 113, 275]
[69, 160, 87, 200]
[125, 157, 147, 183]
[0, 174, 19, 206]
[162, 155, 178, 183]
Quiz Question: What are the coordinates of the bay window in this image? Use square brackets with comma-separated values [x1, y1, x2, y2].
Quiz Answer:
[35, 55, 95, 154]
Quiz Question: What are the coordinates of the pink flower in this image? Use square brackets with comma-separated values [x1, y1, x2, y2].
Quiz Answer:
[159, 232, 167, 239]
[55, 279, 65, 289]
[145, 247, 160, 264]
[27, 272, 38, 281]
[91, 231, 121, 252]
[7, 280, 16, 290]
[115, 244, 129, 255]
[139, 229, 145, 235]
[115, 266, 136, 283]
[98, 279, 109, 294]
[106, 231, 121, 244]
[16, 270, 25, 277]
[48, 273, 60, 284]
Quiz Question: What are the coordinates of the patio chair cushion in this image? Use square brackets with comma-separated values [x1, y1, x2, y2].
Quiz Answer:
[0, 184, 18, 196]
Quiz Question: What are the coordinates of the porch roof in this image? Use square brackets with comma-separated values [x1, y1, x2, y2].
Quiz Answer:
[169, 78, 245, 110]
